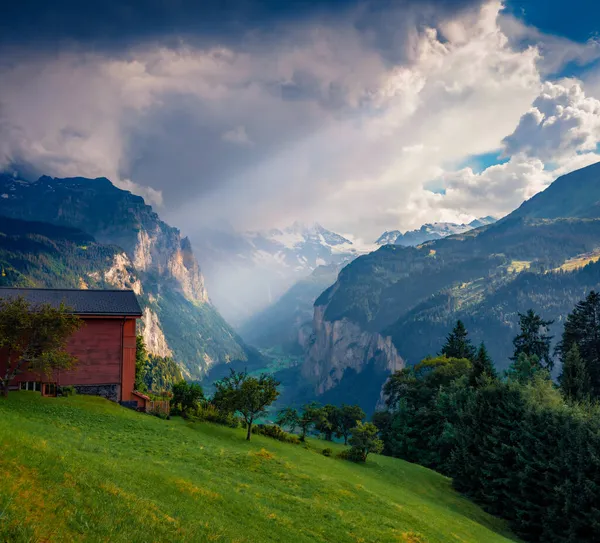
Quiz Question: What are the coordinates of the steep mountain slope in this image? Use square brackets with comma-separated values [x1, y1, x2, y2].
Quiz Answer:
[375, 216, 497, 246]
[0, 174, 253, 378]
[301, 162, 600, 410]
[507, 161, 600, 220]
[193, 222, 362, 325]
[239, 263, 342, 352]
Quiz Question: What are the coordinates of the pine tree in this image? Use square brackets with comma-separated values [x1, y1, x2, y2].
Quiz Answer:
[559, 343, 591, 402]
[441, 320, 476, 360]
[557, 290, 600, 398]
[506, 353, 543, 384]
[512, 309, 554, 369]
[469, 342, 497, 386]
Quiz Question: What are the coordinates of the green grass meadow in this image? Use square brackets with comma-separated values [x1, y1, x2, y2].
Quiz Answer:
[0, 393, 519, 543]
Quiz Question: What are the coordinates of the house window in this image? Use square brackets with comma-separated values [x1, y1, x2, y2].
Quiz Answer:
[42, 383, 57, 397]
[20, 381, 41, 392]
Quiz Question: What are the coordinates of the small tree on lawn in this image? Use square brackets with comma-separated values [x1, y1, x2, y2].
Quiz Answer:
[348, 422, 384, 462]
[276, 406, 300, 432]
[298, 402, 322, 442]
[0, 297, 82, 397]
[315, 404, 342, 441]
[170, 380, 204, 415]
[338, 404, 366, 445]
[212, 369, 279, 441]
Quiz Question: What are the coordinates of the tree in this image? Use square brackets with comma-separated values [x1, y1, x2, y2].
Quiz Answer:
[506, 353, 543, 384]
[441, 320, 476, 360]
[338, 404, 366, 445]
[348, 421, 384, 462]
[135, 335, 149, 392]
[469, 342, 497, 387]
[557, 291, 600, 397]
[512, 309, 554, 369]
[275, 406, 299, 432]
[0, 297, 82, 396]
[212, 370, 280, 441]
[170, 380, 204, 415]
[559, 343, 591, 402]
[315, 404, 342, 441]
[298, 402, 322, 441]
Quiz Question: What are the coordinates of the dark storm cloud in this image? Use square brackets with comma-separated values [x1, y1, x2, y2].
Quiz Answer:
[1, 0, 483, 52]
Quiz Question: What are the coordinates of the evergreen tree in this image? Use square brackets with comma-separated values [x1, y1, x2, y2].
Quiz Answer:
[506, 353, 543, 384]
[469, 342, 497, 386]
[557, 290, 600, 398]
[511, 309, 554, 369]
[440, 320, 476, 360]
[559, 343, 591, 402]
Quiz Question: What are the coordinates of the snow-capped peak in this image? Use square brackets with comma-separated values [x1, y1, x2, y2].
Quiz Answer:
[375, 216, 497, 246]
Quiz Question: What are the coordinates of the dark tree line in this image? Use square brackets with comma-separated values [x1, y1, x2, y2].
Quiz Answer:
[375, 294, 600, 543]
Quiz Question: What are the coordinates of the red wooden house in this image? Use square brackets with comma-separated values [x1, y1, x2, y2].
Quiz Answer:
[0, 287, 145, 408]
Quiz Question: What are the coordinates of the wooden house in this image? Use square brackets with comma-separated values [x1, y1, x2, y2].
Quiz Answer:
[0, 287, 145, 407]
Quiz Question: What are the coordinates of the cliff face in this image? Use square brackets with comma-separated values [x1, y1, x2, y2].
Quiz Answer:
[301, 305, 404, 399]
[0, 174, 248, 378]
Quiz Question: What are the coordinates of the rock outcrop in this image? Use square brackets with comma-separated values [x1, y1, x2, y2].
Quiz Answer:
[301, 305, 404, 396]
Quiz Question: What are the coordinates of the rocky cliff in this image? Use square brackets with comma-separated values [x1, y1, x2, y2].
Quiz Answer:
[0, 173, 250, 378]
[301, 305, 404, 403]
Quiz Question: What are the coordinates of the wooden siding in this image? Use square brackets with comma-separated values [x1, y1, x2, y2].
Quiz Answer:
[0, 316, 139, 403]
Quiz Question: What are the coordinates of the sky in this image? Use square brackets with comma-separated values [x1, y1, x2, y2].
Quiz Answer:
[1, 0, 600, 241]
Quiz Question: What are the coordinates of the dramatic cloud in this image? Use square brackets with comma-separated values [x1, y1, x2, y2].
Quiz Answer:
[1, 0, 600, 239]
[503, 80, 600, 161]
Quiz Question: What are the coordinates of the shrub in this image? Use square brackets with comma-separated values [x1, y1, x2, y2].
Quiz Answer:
[187, 402, 240, 428]
[322, 447, 333, 457]
[58, 385, 76, 397]
[337, 447, 367, 463]
[251, 424, 301, 444]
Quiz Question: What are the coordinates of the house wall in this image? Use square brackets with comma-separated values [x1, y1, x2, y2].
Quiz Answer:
[0, 316, 139, 403]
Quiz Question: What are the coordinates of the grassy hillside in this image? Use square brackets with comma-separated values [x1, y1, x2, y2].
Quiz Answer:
[0, 393, 518, 543]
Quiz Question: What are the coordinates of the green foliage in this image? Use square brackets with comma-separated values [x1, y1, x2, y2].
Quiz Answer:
[212, 369, 280, 440]
[275, 406, 300, 432]
[170, 381, 204, 416]
[134, 335, 184, 394]
[297, 401, 323, 442]
[441, 320, 477, 360]
[186, 402, 240, 427]
[347, 422, 384, 462]
[557, 290, 600, 397]
[511, 309, 554, 369]
[505, 353, 545, 384]
[322, 447, 333, 457]
[58, 385, 76, 397]
[559, 343, 591, 402]
[337, 404, 366, 445]
[470, 342, 497, 386]
[314, 404, 342, 441]
[0, 296, 82, 396]
[251, 424, 300, 444]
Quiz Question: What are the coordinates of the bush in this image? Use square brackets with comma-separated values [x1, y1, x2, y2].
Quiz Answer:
[149, 407, 169, 420]
[251, 424, 301, 444]
[58, 385, 76, 397]
[187, 402, 240, 428]
[337, 447, 367, 462]
[322, 447, 333, 457]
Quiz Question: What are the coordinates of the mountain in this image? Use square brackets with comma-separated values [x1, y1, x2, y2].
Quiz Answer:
[239, 263, 342, 353]
[192, 221, 361, 325]
[376, 217, 497, 246]
[0, 173, 256, 379]
[300, 162, 600, 411]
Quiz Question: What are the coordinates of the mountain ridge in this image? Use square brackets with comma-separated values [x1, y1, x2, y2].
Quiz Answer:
[300, 161, 600, 410]
[0, 173, 255, 378]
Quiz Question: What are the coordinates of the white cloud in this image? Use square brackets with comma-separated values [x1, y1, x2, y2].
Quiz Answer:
[503, 79, 600, 161]
[222, 125, 252, 145]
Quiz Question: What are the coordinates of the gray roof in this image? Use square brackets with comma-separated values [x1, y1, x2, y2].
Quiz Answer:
[0, 288, 142, 316]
